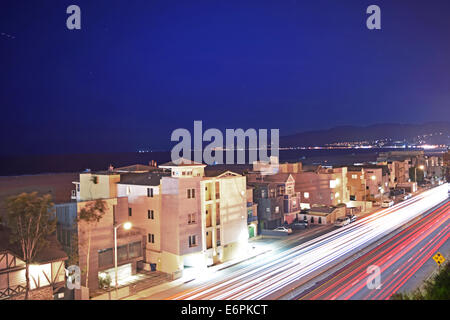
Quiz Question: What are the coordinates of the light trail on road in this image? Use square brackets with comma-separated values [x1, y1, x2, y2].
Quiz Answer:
[167, 184, 448, 300]
[298, 199, 449, 300]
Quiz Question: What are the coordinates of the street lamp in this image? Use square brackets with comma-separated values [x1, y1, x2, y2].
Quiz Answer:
[114, 221, 132, 298]
[415, 165, 425, 184]
[379, 187, 384, 202]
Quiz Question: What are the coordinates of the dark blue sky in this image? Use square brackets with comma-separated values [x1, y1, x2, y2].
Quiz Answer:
[1, 0, 449, 155]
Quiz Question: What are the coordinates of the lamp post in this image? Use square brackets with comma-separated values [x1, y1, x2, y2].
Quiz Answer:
[114, 221, 132, 298]
[414, 165, 425, 185]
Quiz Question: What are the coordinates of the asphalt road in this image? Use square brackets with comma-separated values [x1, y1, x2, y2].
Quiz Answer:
[142, 184, 449, 300]
[297, 198, 449, 300]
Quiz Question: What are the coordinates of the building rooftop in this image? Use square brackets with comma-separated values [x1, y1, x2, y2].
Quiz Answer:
[159, 158, 206, 167]
[261, 173, 293, 183]
[118, 172, 171, 186]
[308, 205, 342, 215]
[0, 224, 67, 264]
[204, 164, 251, 177]
[344, 164, 390, 176]
[114, 164, 158, 173]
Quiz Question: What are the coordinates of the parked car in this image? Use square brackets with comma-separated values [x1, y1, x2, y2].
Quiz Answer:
[290, 221, 308, 230]
[402, 193, 412, 200]
[334, 217, 350, 227]
[274, 226, 293, 234]
[347, 214, 357, 223]
[381, 199, 395, 208]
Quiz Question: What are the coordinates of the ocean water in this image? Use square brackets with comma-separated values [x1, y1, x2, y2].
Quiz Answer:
[0, 148, 402, 176]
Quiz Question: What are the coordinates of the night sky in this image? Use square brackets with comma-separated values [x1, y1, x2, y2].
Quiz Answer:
[1, 0, 449, 155]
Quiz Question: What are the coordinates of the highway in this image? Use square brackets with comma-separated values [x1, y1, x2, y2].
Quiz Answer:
[297, 198, 449, 300]
[159, 184, 449, 300]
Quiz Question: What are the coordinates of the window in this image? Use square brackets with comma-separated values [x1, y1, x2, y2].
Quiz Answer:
[187, 189, 195, 199]
[148, 233, 155, 243]
[304, 192, 309, 199]
[188, 235, 197, 247]
[148, 210, 154, 219]
[275, 206, 279, 213]
[128, 241, 142, 259]
[352, 174, 358, 179]
[188, 213, 196, 224]
[350, 195, 356, 201]
[128, 207, 132, 217]
[118, 244, 128, 262]
[187, 188, 195, 198]
[98, 248, 113, 268]
[147, 188, 153, 197]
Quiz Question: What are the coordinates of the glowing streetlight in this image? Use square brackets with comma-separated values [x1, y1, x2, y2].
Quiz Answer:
[415, 165, 425, 184]
[123, 221, 132, 230]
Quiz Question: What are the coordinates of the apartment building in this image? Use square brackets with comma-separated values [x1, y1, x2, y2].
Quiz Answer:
[62, 160, 252, 289]
[346, 165, 390, 202]
[378, 160, 410, 188]
[115, 171, 170, 273]
[444, 150, 450, 181]
[158, 161, 248, 274]
[290, 167, 349, 208]
[247, 172, 301, 229]
[246, 187, 258, 239]
[68, 170, 145, 293]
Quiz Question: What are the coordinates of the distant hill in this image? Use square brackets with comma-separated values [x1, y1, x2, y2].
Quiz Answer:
[280, 122, 450, 147]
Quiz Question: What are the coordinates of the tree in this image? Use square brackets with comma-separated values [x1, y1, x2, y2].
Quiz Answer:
[391, 263, 450, 300]
[4, 192, 56, 300]
[77, 199, 107, 289]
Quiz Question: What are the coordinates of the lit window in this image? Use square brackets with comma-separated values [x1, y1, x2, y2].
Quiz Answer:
[275, 206, 279, 213]
[352, 174, 357, 179]
[304, 192, 309, 199]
